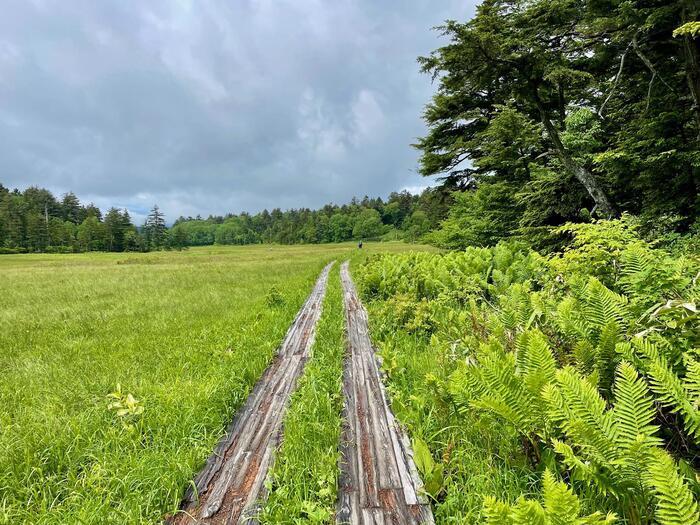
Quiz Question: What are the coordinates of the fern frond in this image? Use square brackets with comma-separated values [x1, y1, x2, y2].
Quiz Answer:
[685, 358, 700, 405]
[483, 469, 618, 525]
[645, 449, 700, 525]
[580, 278, 630, 334]
[551, 368, 618, 462]
[447, 366, 473, 414]
[619, 244, 656, 298]
[542, 469, 580, 524]
[612, 362, 662, 449]
[634, 344, 700, 441]
[596, 321, 621, 396]
[483, 496, 514, 525]
[647, 356, 700, 440]
[510, 499, 547, 525]
[620, 243, 653, 277]
[577, 513, 618, 525]
[573, 339, 596, 375]
[615, 341, 637, 364]
[515, 329, 557, 395]
[551, 439, 598, 484]
[470, 349, 544, 433]
[557, 296, 591, 341]
[622, 339, 700, 441]
[471, 395, 530, 429]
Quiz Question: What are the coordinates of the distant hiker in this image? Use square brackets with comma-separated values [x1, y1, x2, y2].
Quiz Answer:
[358, 241, 363, 249]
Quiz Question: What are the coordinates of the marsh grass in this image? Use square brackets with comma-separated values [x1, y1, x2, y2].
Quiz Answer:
[0, 242, 432, 523]
[1, 245, 312, 523]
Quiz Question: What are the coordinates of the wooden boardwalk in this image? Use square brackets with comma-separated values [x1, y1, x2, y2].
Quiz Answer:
[169, 262, 334, 525]
[337, 262, 434, 525]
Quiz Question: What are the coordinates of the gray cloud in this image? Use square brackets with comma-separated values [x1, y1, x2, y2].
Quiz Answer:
[0, 0, 476, 223]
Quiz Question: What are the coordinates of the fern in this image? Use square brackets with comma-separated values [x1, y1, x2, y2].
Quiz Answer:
[686, 358, 700, 403]
[483, 470, 617, 525]
[470, 349, 543, 434]
[465, 331, 557, 442]
[556, 296, 591, 341]
[648, 359, 700, 441]
[515, 329, 557, 395]
[573, 339, 596, 374]
[619, 244, 657, 302]
[546, 368, 618, 464]
[359, 238, 700, 525]
[545, 366, 661, 515]
[624, 338, 700, 442]
[483, 496, 516, 524]
[551, 439, 600, 485]
[612, 362, 662, 450]
[596, 321, 621, 396]
[619, 244, 691, 312]
[579, 278, 630, 336]
[645, 449, 700, 525]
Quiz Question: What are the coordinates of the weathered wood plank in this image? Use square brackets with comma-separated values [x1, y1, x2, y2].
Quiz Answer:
[168, 262, 334, 525]
[337, 261, 434, 525]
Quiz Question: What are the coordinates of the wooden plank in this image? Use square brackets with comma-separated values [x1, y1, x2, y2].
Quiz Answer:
[168, 262, 334, 525]
[337, 261, 434, 525]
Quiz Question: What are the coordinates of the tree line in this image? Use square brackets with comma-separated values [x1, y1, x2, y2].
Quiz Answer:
[170, 189, 450, 246]
[417, 0, 699, 250]
[0, 183, 450, 253]
[0, 184, 171, 253]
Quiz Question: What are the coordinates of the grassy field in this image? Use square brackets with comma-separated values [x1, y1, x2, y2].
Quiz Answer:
[0, 242, 432, 524]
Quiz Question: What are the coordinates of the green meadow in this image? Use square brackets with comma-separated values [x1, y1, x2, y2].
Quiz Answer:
[0, 243, 432, 524]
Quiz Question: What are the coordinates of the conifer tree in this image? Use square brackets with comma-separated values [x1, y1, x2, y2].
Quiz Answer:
[145, 204, 166, 250]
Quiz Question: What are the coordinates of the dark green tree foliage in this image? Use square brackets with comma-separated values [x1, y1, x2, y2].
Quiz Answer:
[170, 224, 188, 250]
[418, 0, 700, 248]
[103, 208, 135, 252]
[171, 188, 450, 246]
[60, 192, 82, 224]
[144, 205, 167, 249]
[0, 184, 446, 252]
[0, 185, 144, 253]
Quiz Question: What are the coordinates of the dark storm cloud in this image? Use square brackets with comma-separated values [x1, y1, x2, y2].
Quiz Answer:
[0, 0, 476, 222]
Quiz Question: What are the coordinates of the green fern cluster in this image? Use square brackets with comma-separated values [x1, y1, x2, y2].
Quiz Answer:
[359, 221, 700, 524]
[484, 470, 616, 525]
[618, 338, 700, 442]
[451, 328, 699, 523]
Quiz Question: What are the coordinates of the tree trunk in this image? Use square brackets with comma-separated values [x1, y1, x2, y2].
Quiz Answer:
[533, 94, 618, 218]
[679, 4, 700, 141]
[681, 34, 700, 141]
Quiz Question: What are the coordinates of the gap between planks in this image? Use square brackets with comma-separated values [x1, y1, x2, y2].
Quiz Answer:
[168, 261, 335, 525]
[337, 261, 434, 525]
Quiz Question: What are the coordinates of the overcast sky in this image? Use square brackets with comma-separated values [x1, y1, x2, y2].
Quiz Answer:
[0, 1, 476, 222]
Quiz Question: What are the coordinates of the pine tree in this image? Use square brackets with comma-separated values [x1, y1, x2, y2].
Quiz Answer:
[103, 208, 123, 251]
[145, 205, 166, 250]
[60, 192, 81, 224]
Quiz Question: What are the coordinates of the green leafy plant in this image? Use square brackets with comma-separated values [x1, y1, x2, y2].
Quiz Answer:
[358, 224, 700, 523]
[484, 469, 617, 525]
[107, 383, 144, 431]
[412, 437, 445, 498]
[265, 285, 286, 307]
[618, 338, 700, 442]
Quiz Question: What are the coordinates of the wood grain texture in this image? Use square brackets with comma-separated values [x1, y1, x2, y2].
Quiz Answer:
[168, 262, 334, 525]
[337, 261, 434, 525]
